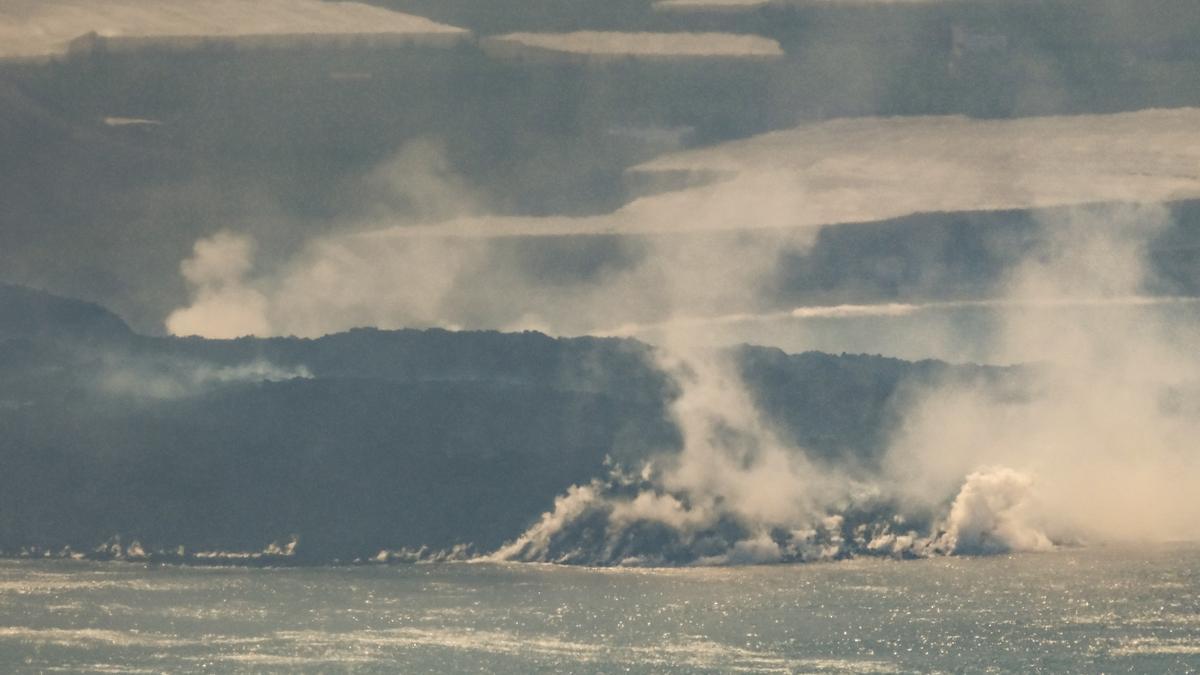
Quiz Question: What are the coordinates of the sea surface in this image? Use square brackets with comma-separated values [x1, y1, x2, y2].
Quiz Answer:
[1, 545, 1198, 673]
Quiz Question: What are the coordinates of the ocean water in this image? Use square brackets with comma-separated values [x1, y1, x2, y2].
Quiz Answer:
[1, 546, 1198, 674]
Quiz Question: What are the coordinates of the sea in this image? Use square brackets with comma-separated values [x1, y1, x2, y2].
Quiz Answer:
[1, 544, 1198, 673]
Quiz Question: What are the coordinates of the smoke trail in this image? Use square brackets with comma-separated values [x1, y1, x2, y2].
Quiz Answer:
[98, 356, 312, 399]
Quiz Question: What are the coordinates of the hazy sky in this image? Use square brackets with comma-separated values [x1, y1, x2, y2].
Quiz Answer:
[3, 0, 1200, 565]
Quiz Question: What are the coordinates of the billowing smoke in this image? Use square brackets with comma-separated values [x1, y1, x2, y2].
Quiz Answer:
[487, 344, 911, 565]
[886, 204, 1200, 546]
[493, 202, 1200, 564]
[165, 140, 495, 338]
[165, 231, 270, 339]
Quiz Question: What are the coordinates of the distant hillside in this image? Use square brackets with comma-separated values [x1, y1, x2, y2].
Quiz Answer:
[0, 283, 133, 343]
[0, 286, 1013, 562]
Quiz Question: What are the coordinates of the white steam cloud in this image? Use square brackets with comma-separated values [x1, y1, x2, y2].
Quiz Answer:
[165, 231, 270, 339]
[886, 204, 1200, 546]
[496, 203, 1200, 564]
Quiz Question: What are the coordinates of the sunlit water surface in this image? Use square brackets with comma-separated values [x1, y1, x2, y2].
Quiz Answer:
[1, 545, 1198, 673]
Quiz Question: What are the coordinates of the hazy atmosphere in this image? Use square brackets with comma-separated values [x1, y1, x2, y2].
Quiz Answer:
[2, 0, 1199, 671]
